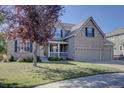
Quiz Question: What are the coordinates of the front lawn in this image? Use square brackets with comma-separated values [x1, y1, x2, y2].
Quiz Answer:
[0, 61, 122, 88]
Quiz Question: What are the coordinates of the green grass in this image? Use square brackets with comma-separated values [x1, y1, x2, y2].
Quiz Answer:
[0, 61, 122, 88]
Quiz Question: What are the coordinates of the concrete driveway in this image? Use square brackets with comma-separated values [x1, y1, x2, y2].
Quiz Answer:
[88, 60, 124, 71]
[88, 60, 124, 65]
[36, 73, 124, 88]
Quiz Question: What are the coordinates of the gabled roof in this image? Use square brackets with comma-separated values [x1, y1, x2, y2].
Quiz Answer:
[103, 39, 114, 46]
[64, 16, 105, 39]
[61, 22, 75, 31]
[106, 28, 124, 37]
[56, 21, 75, 31]
[71, 20, 85, 31]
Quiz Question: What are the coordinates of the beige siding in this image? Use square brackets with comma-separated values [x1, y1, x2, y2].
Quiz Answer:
[7, 39, 42, 60]
[75, 20, 104, 48]
[66, 36, 75, 59]
[74, 20, 107, 61]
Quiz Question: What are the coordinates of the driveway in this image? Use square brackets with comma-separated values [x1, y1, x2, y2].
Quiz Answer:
[88, 60, 124, 65]
[36, 73, 124, 88]
[88, 60, 124, 71]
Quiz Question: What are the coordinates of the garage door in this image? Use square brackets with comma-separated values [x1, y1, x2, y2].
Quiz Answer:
[102, 48, 112, 60]
[75, 47, 112, 61]
[75, 48, 100, 61]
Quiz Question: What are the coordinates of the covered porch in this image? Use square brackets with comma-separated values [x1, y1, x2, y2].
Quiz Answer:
[48, 41, 68, 58]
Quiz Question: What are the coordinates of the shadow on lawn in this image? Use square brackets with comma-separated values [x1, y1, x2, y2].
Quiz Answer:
[35, 65, 112, 81]
[41, 61, 76, 65]
[0, 79, 29, 88]
[0, 82, 19, 88]
[0, 82, 31, 88]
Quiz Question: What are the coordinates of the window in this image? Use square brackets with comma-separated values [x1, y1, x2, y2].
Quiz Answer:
[53, 28, 64, 39]
[50, 44, 58, 52]
[85, 27, 94, 37]
[16, 40, 32, 53]
[120, 45, 123, 50]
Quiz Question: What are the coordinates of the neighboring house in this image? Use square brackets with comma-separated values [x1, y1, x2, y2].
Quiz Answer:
[106, 28, 124, 58]
[7, 17, 113, 61]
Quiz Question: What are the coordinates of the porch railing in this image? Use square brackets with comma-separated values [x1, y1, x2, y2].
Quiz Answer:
[50, 52, 68, 58]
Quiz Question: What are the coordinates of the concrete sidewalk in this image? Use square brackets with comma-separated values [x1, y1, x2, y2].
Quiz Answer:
[35, 73, 124, 88]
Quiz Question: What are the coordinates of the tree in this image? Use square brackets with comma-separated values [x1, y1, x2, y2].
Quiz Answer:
[0, 5, 63, 66]
[0, 13, 6, 54]
[0, 33, 6, 53]
[0, 11, 8, 62]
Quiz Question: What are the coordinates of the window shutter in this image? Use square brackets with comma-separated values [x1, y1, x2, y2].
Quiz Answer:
[85, 28, 88, 37]
[30, 42, 32, 52]
[61, 30, 63, 38]
[14, 40, 17, 52]
[92, 28, 95, 37]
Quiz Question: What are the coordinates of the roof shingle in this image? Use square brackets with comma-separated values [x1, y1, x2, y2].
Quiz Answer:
[106, 28, 124, 37]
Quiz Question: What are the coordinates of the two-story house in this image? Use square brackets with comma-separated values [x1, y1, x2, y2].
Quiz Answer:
[106, 28, 124, 59]
[7, 17, 113, 61]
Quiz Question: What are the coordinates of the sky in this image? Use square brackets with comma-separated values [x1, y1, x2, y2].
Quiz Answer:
[60, 5, 124, 33]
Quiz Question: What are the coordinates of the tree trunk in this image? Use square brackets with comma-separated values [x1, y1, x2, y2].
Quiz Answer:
[33, 42, 38, 66]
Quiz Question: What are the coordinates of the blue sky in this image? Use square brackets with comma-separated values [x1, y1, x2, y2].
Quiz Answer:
[60, 5, 124, 33]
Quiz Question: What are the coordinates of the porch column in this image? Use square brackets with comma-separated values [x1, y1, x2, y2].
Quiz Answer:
[48, 43, 50, 57]
[58, 43, 60, 58]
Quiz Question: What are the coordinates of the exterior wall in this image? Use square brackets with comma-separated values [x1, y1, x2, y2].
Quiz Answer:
[66, 36, 75, 59]
[7, 39, 42, 60]
[107, 35, 124, 58]
[75, 20, 104, 48]
[74, 20, 107, 61]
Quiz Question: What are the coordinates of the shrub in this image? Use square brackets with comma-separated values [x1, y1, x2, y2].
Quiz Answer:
[23, 57, 33, 62]
[20, 56, 41, 63]
[48, 57, 65, 61]
[66, 58, 73, 61]
[48, 57, 60, 61]
[9, 55, 14, 62]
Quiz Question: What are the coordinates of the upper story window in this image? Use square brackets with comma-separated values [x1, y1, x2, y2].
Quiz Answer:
[85, 27, 94, 37]
[53, 28, 65, 39]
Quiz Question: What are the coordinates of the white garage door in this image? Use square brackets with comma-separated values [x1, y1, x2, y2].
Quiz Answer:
[75, 48, 101, 61]
[75, 47, 112, 61]
[102, 48, 112, 60]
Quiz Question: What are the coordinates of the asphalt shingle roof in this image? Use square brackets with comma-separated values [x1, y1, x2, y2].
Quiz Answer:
[106, 28, 124, 37]
[61, 23, 75, 31]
